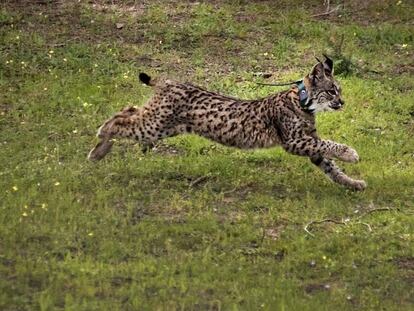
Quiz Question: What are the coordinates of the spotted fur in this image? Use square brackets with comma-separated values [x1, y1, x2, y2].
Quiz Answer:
[88, 56, 366, 191]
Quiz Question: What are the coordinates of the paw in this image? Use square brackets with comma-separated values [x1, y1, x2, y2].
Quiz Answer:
[349, 179, 367, 191]
[338, 146, 359, 163]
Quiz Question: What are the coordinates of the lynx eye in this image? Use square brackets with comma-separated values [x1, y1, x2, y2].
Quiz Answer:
[327, 90, 337, 96]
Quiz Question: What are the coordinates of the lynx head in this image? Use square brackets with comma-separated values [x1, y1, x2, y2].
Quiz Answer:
[304, 55, 344, 113]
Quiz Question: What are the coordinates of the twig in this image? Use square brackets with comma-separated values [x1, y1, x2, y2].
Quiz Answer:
[189, 175, 209, 188]
[253, 72, 273, 78]
[363, 207, 392, 215]
[363, 68, 383, 75]
[324, 0, 330, 12]
[277, 217, 302, 225]
[356, 222, 372, 232]
[221, 187, 238, 195]
[304, 218, 346, 237]
[337, 33, 345, 54]
[311, 5, 341, 18]
[49, 43, 65, 48]
[260, 227, 266, 245]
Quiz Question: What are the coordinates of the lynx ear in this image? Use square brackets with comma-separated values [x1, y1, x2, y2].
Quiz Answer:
[309, 62, 325, 85]
[310, 55, 334, 84]
[322, 54, 334, 75]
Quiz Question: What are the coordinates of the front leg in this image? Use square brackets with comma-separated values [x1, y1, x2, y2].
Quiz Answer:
[282, 136, 359, 163]
[310, 157, 366, 191]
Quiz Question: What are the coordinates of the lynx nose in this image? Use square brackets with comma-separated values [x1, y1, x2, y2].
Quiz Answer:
[330, 98, 344, 110]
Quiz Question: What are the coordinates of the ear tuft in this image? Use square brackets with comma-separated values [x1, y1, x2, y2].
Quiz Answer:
[139, 72, 152, 85]
[322, 54, 333, 74]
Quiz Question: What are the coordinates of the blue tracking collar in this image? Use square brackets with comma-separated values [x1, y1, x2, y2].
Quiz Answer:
[296, 80, 310, 109]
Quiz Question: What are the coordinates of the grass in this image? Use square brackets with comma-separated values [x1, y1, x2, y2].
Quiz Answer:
[1, 0, 413, 310]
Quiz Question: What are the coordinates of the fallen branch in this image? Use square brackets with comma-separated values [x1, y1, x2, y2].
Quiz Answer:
[304, 206, 401, 237]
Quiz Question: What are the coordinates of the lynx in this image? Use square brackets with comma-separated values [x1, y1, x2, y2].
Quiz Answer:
[88, 56, 366, 191]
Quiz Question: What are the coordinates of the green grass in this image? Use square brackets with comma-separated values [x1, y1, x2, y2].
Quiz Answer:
[1, 0, 413, 310]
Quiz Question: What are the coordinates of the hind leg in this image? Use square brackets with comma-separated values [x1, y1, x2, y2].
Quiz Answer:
[88, 106, 139, 161]
[88, 107, 138, 161]
[88, 106, 186, 161]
